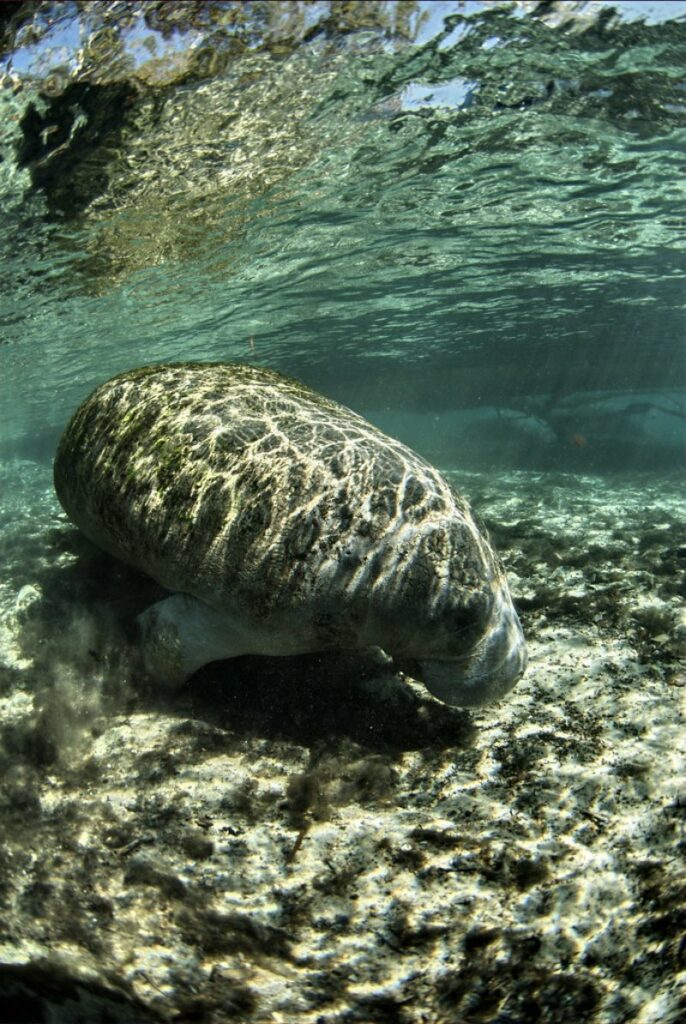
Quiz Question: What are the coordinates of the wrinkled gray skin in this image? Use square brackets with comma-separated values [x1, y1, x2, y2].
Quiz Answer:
[54, 363, 527, 707]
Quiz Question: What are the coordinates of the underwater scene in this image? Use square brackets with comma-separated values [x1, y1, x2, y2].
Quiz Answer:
[0, 1, 684, 1021]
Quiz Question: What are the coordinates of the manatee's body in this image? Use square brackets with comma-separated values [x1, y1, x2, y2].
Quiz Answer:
[54, 363, 527, 707]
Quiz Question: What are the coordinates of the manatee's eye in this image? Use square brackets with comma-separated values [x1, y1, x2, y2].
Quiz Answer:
[340, 545, 362, 567]
[446, 594, 491, 650]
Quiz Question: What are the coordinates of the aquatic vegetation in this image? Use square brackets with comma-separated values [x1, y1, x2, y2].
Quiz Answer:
[1, 460, 684, 1021]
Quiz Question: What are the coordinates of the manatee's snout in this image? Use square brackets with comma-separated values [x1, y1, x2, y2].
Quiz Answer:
[419, 582, 527, 708]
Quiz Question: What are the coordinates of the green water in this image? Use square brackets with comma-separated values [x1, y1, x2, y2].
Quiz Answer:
[0, 0, 684, 474]
[1, 5, 685, 1021]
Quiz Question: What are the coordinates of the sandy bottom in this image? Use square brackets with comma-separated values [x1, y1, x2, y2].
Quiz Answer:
[0, 462, 684, 1023]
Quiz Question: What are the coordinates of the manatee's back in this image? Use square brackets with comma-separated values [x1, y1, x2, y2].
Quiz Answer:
[54, 363, 479, 643]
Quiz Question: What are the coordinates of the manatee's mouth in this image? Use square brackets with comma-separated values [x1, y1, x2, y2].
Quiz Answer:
[418, 587, 527, 708]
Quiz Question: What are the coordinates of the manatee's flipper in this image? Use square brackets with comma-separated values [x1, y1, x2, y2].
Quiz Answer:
[137, 593, 245, 688]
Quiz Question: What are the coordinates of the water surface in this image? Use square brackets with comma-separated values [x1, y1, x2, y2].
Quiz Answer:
[1, 0, 683, 473]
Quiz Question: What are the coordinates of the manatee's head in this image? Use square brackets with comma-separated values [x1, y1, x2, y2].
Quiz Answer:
[417, 577, 527, 708]
[378, 513, 527, 708]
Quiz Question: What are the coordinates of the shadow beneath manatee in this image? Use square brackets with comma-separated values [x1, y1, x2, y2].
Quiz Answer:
[9, 522, 476, 759]
[172, 652, 476, 753]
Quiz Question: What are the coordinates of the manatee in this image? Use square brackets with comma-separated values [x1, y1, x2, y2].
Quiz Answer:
[53, 363, 527, 707]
